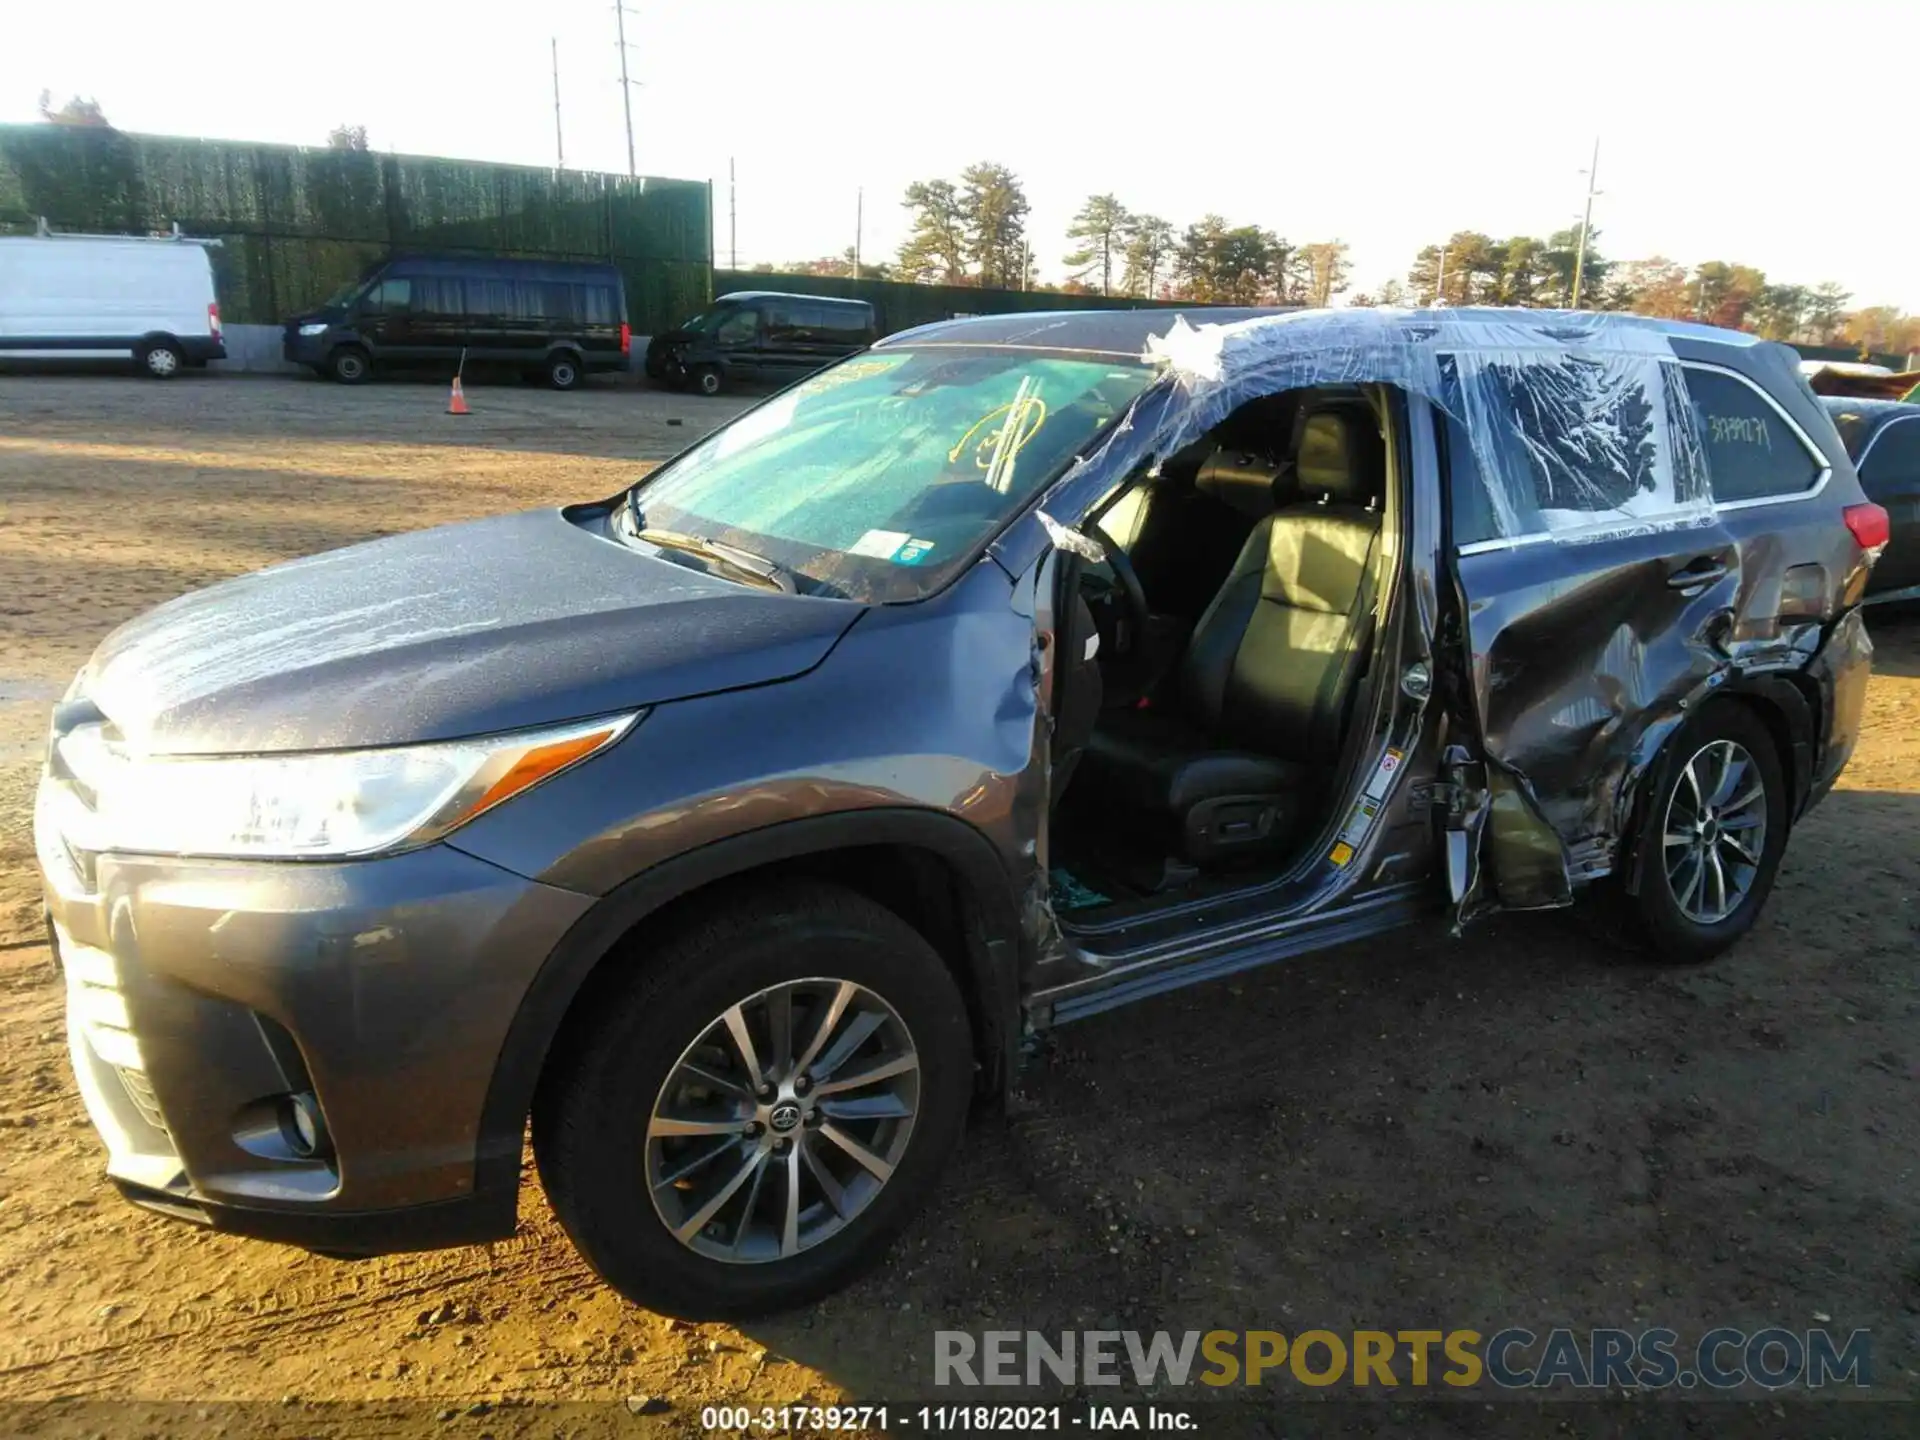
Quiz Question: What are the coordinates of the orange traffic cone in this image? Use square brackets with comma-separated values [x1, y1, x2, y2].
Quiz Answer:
[446, 376, 470, 416]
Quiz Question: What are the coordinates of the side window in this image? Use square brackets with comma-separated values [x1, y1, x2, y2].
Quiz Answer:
[575, 284, 616, 326]
[1858, 417, 1920, 488]
[714, 307, 759, 346]
[361, 278, 411, 313]
[463, 277, 514, 318]
[1480, 357, 1661, 521]
[411, 275, 464, 315]
[1684, 367, 1825, 503]
[815, 305, 865, 341]
[763, 301, 799, 339]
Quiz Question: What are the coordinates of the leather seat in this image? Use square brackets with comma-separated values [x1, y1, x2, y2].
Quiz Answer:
[1076, 407, 1385, 864]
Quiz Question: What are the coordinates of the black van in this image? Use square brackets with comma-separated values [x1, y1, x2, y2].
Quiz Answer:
[283, 256, 630, 389]
[645, 291, 876, 395]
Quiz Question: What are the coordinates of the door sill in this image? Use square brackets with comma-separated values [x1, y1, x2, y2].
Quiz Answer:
[1028, 882, 1434, 1027]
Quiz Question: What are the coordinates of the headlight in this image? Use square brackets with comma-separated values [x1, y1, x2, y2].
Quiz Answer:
[298, 322, 330, 336]
[54, 713, 639, 860]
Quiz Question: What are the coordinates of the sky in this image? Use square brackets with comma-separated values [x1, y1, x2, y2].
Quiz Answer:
[6, 0, 1918, 312]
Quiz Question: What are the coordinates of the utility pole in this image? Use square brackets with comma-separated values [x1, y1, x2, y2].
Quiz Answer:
[613, 2, 637, 177]
[728, 157, 737, 269]
[1571, 137, 1601, 309]
[854, 186, 862, 278]
[550, 38, 564, 170]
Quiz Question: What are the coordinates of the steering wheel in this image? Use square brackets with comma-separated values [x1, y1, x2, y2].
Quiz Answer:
[1088, 523, 1149, 658]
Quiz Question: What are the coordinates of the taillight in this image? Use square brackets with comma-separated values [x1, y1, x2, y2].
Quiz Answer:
[619, 322, 631, 356]
[208, 301, 222, 338]
[1843, 502, 1890, 554]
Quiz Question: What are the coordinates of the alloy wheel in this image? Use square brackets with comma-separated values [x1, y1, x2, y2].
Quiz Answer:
[1662, 738, 1768, 925]
[645, 977, 920, 1264]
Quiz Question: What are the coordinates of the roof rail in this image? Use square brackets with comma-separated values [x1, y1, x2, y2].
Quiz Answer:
[26, 217, 223, 247]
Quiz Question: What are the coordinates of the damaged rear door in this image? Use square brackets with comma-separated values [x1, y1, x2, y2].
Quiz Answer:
[1434, 354, 1741, 916]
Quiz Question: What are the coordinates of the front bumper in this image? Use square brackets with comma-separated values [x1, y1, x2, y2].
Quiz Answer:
[39, 795, 593, 1253]
[282, 329, 332, 366]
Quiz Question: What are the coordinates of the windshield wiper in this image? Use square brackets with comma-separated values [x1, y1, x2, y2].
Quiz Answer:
[630, 518, 797, 595]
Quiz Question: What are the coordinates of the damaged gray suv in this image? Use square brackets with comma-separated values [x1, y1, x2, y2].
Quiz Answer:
[37, 308, 1885, 1319]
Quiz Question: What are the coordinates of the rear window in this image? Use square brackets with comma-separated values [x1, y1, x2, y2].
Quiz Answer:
[1683, 366, 1826, 503]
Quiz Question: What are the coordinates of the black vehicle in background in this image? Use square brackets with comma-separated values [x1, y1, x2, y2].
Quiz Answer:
[645, 291, 876, 395]
[283, 256, 630, 389]
[1823, 397, 1920, 600]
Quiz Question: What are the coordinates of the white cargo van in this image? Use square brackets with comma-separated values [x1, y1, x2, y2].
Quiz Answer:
[0, 227, 226, 377]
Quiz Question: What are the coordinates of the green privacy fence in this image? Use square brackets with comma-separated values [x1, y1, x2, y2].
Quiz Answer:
[710, 269, 1219, 338]
[0, 125, 712, 332]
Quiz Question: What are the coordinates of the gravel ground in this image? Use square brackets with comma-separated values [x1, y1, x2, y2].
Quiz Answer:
[0, 373, 1916, 1433]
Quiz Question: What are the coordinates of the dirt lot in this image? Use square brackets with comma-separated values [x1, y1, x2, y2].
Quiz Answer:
[0, 373, 1916, 1428]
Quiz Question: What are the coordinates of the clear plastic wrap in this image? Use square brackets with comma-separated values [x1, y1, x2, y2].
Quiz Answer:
[1143, 308, 1718, 544]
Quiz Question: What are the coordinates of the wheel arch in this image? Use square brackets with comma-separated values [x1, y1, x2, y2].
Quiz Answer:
[473, 809, 1024, 1209]
[1616, 676, 1814, 898]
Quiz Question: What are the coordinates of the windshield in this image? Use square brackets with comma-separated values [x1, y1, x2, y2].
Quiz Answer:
[675, 304, 736, 335]
[626, 347, 1158, 602]
[320, 277, 368, 310]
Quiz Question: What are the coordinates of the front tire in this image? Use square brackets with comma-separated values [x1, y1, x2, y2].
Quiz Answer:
[689, 363, 723, 397]
[534, 882, 973, 1319]
[1614, 702, 1788, 963]
[327, 346, 371, 384]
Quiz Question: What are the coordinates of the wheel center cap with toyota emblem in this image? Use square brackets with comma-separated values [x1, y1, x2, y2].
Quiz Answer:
[768, 1102, 804, 1134]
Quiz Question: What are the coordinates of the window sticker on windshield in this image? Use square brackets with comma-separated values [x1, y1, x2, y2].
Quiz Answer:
[849, 529, 910, 560]
[895, 538, 936, 566]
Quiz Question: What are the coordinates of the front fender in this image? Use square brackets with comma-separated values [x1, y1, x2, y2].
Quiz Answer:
[466, 807, 1025, 1211]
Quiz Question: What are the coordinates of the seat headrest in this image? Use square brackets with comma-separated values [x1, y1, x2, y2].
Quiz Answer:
[1195, 449, 1287, 519]
[1294, 410, 1385, 507]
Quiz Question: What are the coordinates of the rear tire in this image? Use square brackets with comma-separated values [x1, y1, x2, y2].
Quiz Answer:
[545, 352, 582, 391]
[139, 340, 184, 379]
[1610, 702, 1789, 963]
[690, 364, 723, 397]
[327, 346, 371, 384]
[533, 882, 973, 1320]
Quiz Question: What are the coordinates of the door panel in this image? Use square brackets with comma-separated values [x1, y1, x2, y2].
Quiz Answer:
[1439, 384, 1744, 908]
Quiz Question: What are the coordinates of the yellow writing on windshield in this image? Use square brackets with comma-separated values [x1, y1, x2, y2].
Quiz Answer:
[950, 391, 1049, 489]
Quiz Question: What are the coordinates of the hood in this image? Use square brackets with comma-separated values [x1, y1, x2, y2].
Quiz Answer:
[79, 509, 864, 755]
